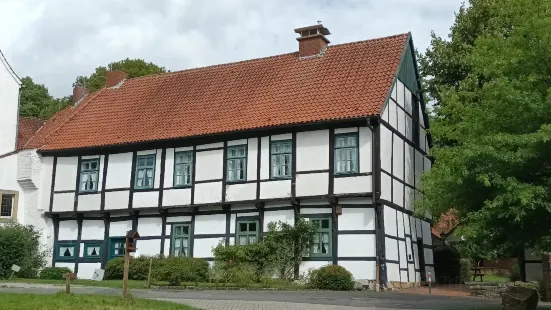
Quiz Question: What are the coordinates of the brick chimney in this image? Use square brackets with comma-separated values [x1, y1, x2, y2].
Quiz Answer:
[106, 70, 128, 88]
[72, 83, 90, 105]
[294, 24, 331, 58]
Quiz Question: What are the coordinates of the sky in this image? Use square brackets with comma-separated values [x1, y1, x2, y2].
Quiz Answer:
[0, 0, 464, 98]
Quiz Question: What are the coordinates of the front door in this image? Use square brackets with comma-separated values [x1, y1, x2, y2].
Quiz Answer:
[417, 238, 426, 282]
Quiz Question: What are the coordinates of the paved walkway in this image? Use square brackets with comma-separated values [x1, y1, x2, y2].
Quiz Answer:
[0, 282, 501, 309]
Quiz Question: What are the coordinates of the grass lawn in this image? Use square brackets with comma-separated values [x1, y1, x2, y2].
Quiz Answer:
[0, 278, 150, 289]
[0, 292, 201, 310]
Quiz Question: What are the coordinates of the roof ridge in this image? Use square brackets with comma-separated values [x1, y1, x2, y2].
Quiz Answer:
[120, 32, 411, 84]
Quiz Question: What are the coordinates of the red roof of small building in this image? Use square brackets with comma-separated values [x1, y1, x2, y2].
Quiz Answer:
[17, 117, 44, 150]
[432, 209, 460, 239]
[34, 33, 410, 151]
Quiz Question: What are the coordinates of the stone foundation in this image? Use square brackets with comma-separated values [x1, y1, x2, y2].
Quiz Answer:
[388, 281, 420, 289]
[469, 281, 541, 299]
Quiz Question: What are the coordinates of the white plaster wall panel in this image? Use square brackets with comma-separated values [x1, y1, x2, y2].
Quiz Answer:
[39, 156, 54, 211]
[415, 218, 423, 239]
[334, 127, 358, 134]
[404, 86, 412, 114]
[381, 172, 392, 201]
[0, 66, 19, 154]
[105, 152, 133, 189]
[301, 208, 332, 215]
[396, 80, 405, 107]
[390, 80, 397, 101]
[175, 146, 193, 153]
[260, 180, 291, 200]
[338, 197, 372, 204]
[392, 180, 404, 208]
[396, 212, 405, 238]
[424, 248, 434, 265]
[401, 271, 408, 282]
[338, 207, 375, 231]
[226, 183, 256, 202]
[271, 133, 292, 141]
[164, 148, 174, 187]
[415, 272, 421, 283]
[388, 100, 397, 129]
[166, 216, 192, 223]
[162, 188, 192, 206]
[195, 150, 223, 181]
[359, 127, 372, 173]
[247, 138, 258, 181]
[153, 149, 162, 188]
[104, 190, 129, 210]
[137, 217, 162, 236]
[263, 210, 294, 231]
[409, 265, 416, 284]
[136, 239, 161, 256]
[197, 142, 223, 150]
[415, 150, 423, 187]
[296, 130, 329, 172]
[420, 128, 426, 152]
[300, 198, 327, 206]
[526, 263, 543, 281]
[334, 175, 372, 195]
[260, 136, 269, 180]
[384, 207, 397, 236]
[52, 193, 75, 212]
[410, 216, 418, 240]
[422, 221, 432, 245]
[194, 238, 222, 258]
[404, 186, 414, 211]
[228, 139, 247, 146]
[399, 240, 407, 268]
[387, 263, 400, 282]
[81, 220, 104, 240]
[296, 173, 328, 197]
[264, 201, 292, 209]
[381, 101, 389, 123]
[231, 204, 257, 211]
[338, 234, 376, 257]
[380, 127, 392, 173]
[405, 237, 413, 262]
[403, 214, 411, 236]
[78, 193, 101, 211]
[397, 107, 406, 136]
[136, 150, 156, 156]
[110, 220, 132, 237]
[59, 220, 78, 240]
[55, 262, 75, 272]
[195, 214, 226, 234]
[385, 238, 398, 261]
[230, 213, 236, 234]
[78, 263, 101, 280]
[163, 239, 170, 256]
[338, 261, 376, 280]
[132, 191, 159, 209]
[300, 261, 331, 274]
[392, 135, 404, 180]
[405, 144, 414, 186]
[54, 157, 78, 191]
[194, 182, 222, 204]
[405, 114, 413, 142]
[412, 242, 419, 268]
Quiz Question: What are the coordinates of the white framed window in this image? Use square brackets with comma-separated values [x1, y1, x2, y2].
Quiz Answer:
[0, 194, 14, 218]
[270, 140, 292, 179]
[334, 133, 359, 174]
[174, 151, 193, 187]
[79, 158, 100, 193]
[227, 145, 247, 182]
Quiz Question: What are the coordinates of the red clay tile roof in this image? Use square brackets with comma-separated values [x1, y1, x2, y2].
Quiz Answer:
[23, 106, 76, 150]
[17, 117, 43, 150]
[432, 209, 460, 238]
[38, 33, 410, 151]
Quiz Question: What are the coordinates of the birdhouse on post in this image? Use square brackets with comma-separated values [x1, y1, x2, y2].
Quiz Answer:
[126, 230, 140, 253]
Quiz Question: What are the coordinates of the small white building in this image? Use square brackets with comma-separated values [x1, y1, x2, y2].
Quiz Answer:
[4, 24, 435, 286]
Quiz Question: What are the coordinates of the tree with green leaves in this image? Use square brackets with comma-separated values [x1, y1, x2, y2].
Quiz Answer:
[18, 77, 53, 119]
[75, 58, 166, 92]
[418, 0, 551, 259]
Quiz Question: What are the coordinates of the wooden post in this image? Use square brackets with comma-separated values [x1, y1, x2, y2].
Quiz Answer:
[375, 264, 380, 292]
[147, 258, 153, 288]
[64, 273, 74, 294]
[122, 247, 130, 298]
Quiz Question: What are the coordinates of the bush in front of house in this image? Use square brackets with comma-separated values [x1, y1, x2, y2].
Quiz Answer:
[510, 263, 521, 282]
[39, 267, 72, 280]
[154, 256, 209, 286]
[309, 265, 354, 291]
[459, 258, 472, 283]
[434, 247, 461, 284]
[0, 224, 47, 278]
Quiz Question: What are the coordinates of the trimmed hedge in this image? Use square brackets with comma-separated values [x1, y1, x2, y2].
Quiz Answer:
[459, 259, 472, 283]
[309, 265, 354, 291]
[0, 224, 47, 278]
[39, 267, 72, 280]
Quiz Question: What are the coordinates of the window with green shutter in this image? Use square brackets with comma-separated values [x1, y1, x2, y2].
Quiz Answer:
[79, 158, 100, 193]
[334, 133, 359, 175]
[171, 224, 191, 257]
[109, 238, 126, 260]
[236, 220, 258, 245]
[310, 218, 331, 257]
[227, 145, 247, 182]
[83, 243, 102, 258]
[174, 151, 193, 187]
[56, 242, 76, 261]
[270, 140, 292, 179]
[135, 154, 156, 189]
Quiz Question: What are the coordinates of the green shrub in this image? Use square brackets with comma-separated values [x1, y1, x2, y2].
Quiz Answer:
[104, 257, 125, 280]
[212, 242, 274, 283]
[510, 263, 521, 282]
[154, 256, 209, 286]
[309, 265, 354, 291]
[104, 256, 158, 280]
[39, 267, 72, 280]
[459, 259, 472, 283]
[538, 280, 548, 301]
[0, 224, 47, 278]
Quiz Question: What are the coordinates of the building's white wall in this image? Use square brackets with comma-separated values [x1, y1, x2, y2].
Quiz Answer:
[164, 148, 175, 187]
[338, 207, 375, 231]
[55, 262, 75, 272]
[133, 191, 159, 209]
[163, 188, 191, 206]
[78, 194, 101, 211]
[136, 239, 161, 256]
[81, 220, 104, 240]
[137, 217, 162, 236]
[399, 240, 407, 268]
[194, 238, 221, 258]
[195, 149, 223, 181]
[300, 261, 331, 274]
[247, 138, 258, 181]
[263, 209, 294, 231]
[260, 180, 291, 199]
[296, 173, 328, 197]
[78, 263, 101, 280]
[260, 137, 269, 180]
[104, 190, 129, 210]
[339, 261, 376, 280]
[334, 175, 371, 195]
[384, 207, 397, 236]
[106, 152, 132, 189]
[54, 157, 78, 191]
[195, 214, 225, 234]
[422, 221, 432, 245]
[167, 215, 192, 223]
[386, 238, 399, 261]
[301, 207, 331, 215]
[296, 130, 329, 172]
[52, 193, 74, 212]
[110, 220, 132, 237]
[0, 63, 19, 155]
[194, 182, 222, 204]
[387, 263, 400, 282]
[225, 183, 256, 202]
[338, 234, 376, 257]
[59, 220, 78, 240]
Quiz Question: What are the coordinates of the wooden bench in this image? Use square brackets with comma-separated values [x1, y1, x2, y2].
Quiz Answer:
[471, 266, 485, 282]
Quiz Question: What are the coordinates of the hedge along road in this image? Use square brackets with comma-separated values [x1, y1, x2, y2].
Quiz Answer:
[0, 282, 500, 309]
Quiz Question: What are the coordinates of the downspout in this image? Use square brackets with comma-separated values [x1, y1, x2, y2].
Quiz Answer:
[13, 85, 22, 151]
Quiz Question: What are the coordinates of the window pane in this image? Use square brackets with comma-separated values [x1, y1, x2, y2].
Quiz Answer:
[248, 235, 257, 244]
[249, 222, 256, 232]
[321, 219, 329, 229]
[147, 157, 154, 166]
[239, 236, 247, 245]
[183, 226, 189, 235]
[138, 158, 146, 166]
[239, 223, 247, 232]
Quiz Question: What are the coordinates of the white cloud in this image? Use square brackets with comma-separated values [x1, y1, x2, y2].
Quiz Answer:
[0, 0, 463, 97]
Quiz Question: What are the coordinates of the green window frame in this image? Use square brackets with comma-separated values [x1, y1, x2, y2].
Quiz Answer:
[174, 151, 193, 187]
[334, 133, 359, 175]
[56, 242, 77, 260]
[79, 158, 100, 193]
[236, 220, 258, 245]
[227, 145, 247, 182]
[135, 154, 156, 189]
[310, 218, 332, 257]
[108, 238, 126, 260]
[83, 243, 102, 259]
[270, 140, 292, 179]
[171, 224, 191, 257]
